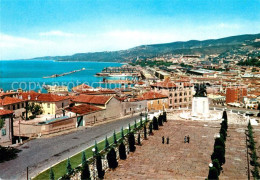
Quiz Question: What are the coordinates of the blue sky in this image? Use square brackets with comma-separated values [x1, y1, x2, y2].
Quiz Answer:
[1, 0, 260, 60]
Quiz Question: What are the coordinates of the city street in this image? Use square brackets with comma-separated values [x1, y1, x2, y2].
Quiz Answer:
[0, 114, 141, 179]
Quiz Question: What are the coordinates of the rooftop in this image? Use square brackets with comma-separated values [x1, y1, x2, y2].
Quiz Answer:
[71, 95, 113, 105]
[65, 104, 103, 115]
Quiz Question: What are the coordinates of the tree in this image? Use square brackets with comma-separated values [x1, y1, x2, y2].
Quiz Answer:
[107, 148, 118, 169]
[144, 124, 147, 140]
[82, 151, 86, 165]
[212, 159, 221, 176]
[158, 115, 163, 126]
[26, 103, 43, 119]
[119, 142, 127, 160]
[137, 133, 141, 145]
[113, 130, 117, 144]
[49, 167, 55, 180]
[94, 140, 98, 155]
[134, 120, 137, 129]
[66, 158, 73, 175]
[105, 136, 109, 150]
[128, 132, 136, 152]
[222, 110, 227, 121]
[208, 167, 219, 180]
[153, 117, 159, 130]
[81, 161, 90, 180]
[121, 127, 124, 139]
[214, 137, 225, 149]
[163, 112, 167, 122]
[149, 122, 153, 135]
[211, 146, 225, 165]
[0, 145, 21, 163]
[96, 155, 105, 179]
[128, 123, 131, 133]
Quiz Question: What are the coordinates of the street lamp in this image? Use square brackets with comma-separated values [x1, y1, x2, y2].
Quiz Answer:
[92, 148, 96, 179]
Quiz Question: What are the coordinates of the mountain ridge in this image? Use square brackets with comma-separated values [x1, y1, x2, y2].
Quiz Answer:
[32, 33, 260, 62]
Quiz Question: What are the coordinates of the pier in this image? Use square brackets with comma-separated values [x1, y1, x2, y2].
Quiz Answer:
[43, 68, 85, 78]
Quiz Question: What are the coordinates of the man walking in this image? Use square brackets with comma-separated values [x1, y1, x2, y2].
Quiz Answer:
[184, 136, 187, 143]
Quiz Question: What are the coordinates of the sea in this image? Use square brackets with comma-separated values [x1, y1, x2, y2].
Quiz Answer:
[0, 60, 129, 92]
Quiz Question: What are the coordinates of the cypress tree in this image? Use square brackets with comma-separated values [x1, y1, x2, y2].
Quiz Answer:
[105, 136, 109, 150]
[107, 148, 118, 169]
[49, 167, 54, 180]
[121, 127, 124, 139]
[222, 110, 227, 121]
[128, 123, 131, 133]
[134, 120, 137, 129]
[212, 159, 221, 176]
[96, 155, 105, 179]
[140, 117, 143, 127]
[113, 130, 117, 144]
[95, 140, 98, 155]
[158, 115, 163, 126]
[137, 133, 141, 145]
[66, 158, 73, 175]
[153, 117, 159, 130]
[119, 142, 127, 160]
[163, 112, 167, 122]
[208, 167, 219, 180]
[211, 146, 225, 165]
[214, 137, 225, 149]
[149, 122, 153, 135]
[81, 161, 90, 180]
[82, 151, 86, 165]
[128, 132, 136, 152]
[144, 124, 147, 139]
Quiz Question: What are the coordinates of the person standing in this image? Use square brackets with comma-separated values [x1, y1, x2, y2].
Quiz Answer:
[187, 135, 190, 143]
[166, 137, 169, 144]
[162, 136, 165, 144]
[184, 136, 187, 143]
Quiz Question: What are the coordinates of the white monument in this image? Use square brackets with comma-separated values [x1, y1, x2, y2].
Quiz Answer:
[180, 84, 222, 121]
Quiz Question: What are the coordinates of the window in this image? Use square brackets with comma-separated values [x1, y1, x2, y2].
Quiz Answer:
[170, 99, 172, 104]
[175, 93, 177, 97]
[175, 99, 177, 103]
[180, 92, 182, 96]
[62, 103, 64, 108]
[158, 100, 159, 104]
[1, 128, 6, 136]
[22, 103, 24, 108]
[17, 104, 20, 109]
[184, 98, 187, 102]
[47, 103, 50, 108]
[169, 93, 172, 97]
[12, 105, 15, 110]
[180, 98, 182, 102]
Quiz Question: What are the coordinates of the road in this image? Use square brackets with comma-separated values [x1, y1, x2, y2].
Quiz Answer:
[0, 114, 141, 180]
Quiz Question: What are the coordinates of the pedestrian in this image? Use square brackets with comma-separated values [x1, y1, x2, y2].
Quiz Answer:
[166, 137, 169, 144]
[184, 136, 187, 143]
[162, 136, 165, 144]
[187, 135, 190, 143]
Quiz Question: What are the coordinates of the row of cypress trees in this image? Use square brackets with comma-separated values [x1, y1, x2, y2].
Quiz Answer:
[49, 112, 167, 180]
[208, 111, 228, 180]
[247, 121, 260, 179]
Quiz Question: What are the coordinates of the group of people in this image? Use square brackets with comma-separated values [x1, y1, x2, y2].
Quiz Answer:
[162, 136, 169, 144]
[184, 135, 190, 143]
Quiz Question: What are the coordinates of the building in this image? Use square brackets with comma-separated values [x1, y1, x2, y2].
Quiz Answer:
[139, 92, 168, 111]
[0, 109, 14, 145]
[0, 96, 26, 119]
[151, 78, 193, 109]
[226, 87, 247, 104]
[20, 91, 70, 115]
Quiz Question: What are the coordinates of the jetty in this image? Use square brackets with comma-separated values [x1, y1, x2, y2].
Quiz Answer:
[96, 66, 138, 77]
[43, 68, 85, 78]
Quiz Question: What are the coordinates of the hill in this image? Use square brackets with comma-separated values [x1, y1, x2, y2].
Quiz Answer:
[32, 33, 260, 62]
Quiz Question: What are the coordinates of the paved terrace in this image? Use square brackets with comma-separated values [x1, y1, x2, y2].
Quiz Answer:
[105, 118, 250, 179]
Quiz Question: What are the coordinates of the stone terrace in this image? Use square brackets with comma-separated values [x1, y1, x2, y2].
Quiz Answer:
[105, 120, 222, 179]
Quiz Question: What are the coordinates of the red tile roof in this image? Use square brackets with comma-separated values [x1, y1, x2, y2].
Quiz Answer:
[19, 92, 68, 102]
[65, 104, 103, 115]
[72, 83, 93, 92]
[71, 95, 112, 105]
[0, 97, 25, 106]
[0, 109, 13, 116]
[139, 92, 168, 100]
[151, 81, 177, 88]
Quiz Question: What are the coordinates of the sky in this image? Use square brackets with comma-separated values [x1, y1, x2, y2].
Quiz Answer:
[1, 0, 260, 60]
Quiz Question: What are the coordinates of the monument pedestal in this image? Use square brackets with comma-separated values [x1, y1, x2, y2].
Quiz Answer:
[191, 97, 210, 118]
